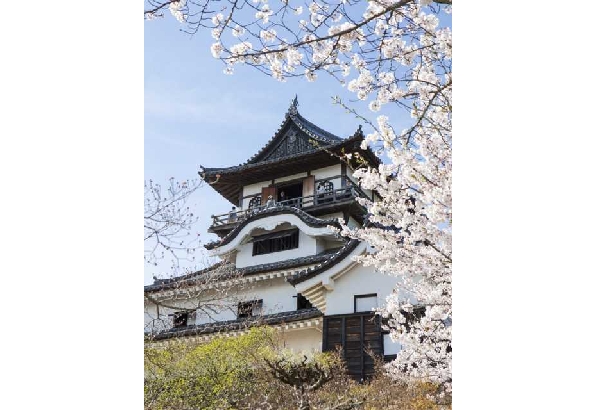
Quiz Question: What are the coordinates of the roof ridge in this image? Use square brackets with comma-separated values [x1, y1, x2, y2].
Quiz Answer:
[144, 248, 347, 293]
[148, 261, 225, 287]
[287, 238, 361, 285]
[292, 111, 342, 143]
[200, 134, 360, 176]
[243, 100, 342, 165]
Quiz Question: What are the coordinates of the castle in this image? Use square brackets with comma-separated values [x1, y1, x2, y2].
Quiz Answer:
[144, 98, 403, 380]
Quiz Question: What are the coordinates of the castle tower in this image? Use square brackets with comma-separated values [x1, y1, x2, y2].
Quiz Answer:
[144, 98, 402, 381]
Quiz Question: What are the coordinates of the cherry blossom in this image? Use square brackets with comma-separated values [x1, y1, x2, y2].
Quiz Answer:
[145, 0, 452, 392]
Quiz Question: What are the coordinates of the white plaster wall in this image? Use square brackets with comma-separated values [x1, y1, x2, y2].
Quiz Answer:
[144, 302, 160, 332]
[243, 181, 270, 198]
[145, 296, 205, 328]
[188, 277, 300, 325]
[313, 164, 341, 180]
[281, 328, 322, 354]
[276, 172, 307, 184]
[316, 237, 347, 254]
[316, 238, 325, 254]
[324, 263, 401, 316]
[235, 230, 318, 268]
[313, 165, 342, 189]
[148, 278, 301, 327]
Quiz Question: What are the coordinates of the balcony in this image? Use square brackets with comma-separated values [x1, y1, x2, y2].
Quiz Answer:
[209, 176, 370, 235]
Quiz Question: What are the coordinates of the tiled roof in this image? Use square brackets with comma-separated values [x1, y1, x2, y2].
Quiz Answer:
[204, 206, 341, 251]
[144, 262, 225, 292]
[200, 97, 364, 177]
[243, 97, 343, 165]
[144, 247, 344, 293]
[291, 111, 344, 144]
[287, 239, 361, 285]
[148, 307, 323, 341]
[199, 134, 361, 177]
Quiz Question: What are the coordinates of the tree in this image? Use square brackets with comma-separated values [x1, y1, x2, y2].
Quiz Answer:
[145, 327, 449, 409]
[144, 177, 248, 337]
[145, 177, 202, 273]
[144, 328, 354, 410]
[145, 0, 452, 392]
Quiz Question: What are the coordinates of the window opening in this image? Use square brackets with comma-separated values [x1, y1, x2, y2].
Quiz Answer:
[296, 293, 313, 310]
[252, 229, 299, 256]
[316, 180, 334, 204]
[237, 299, 263, 319]
[277, 182, 303, 207]
[172, 312, 189, 328]
[354, 293, 378, 313]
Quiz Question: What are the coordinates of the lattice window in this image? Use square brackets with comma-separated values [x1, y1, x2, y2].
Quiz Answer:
[316, 180, 334, 204]
[252, 229, 299, 256]
[237, 299, 263, 319]
[316, 180, 334, 194]
[248, 195, 262, 209]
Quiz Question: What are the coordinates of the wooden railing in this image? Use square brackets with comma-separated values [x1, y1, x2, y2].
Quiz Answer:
[210, 182, 368, 228]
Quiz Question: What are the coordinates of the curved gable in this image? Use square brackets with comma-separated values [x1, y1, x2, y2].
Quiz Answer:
[207, 206, 341, 256]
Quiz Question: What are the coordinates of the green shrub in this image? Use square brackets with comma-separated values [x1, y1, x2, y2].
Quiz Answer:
[144, 328, 451, 410]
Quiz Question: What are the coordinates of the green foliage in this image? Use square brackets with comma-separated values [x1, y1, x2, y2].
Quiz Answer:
[144, 328, 451, 410]
[145, 328, 278, 410]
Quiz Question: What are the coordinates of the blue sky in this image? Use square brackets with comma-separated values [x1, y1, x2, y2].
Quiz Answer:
[144, 16, 409, 284]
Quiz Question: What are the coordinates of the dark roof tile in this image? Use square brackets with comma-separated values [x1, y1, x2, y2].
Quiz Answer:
[144, 247, 344, 293]
[147, 308, 323, 341]
[204, 206, 341, 251]
[287, 239, 361, 285]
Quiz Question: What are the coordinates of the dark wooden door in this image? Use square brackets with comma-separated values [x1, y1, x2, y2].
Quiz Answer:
[261, 186, 277, 205]
[302, 175, 315, 198]
[323, 313, 383, 381]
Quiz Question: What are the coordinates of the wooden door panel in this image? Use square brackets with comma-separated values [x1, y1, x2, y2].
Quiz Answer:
[323, 313, 383, 381]
[261, 186, 277, 205]
[302, 175, 315, 197]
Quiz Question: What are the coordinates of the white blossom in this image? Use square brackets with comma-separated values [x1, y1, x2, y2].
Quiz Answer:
[169, 0, 186, 23]
[180, 0, 453, 392]
[232, 25, 245, 37]
[211, 13, 224, 26]
[305, 69, 317, 82]
[255, 4, 273, 23]
[260, 29, 277, 43]
[211, 27, 222, 40]
[210, 42, 223, 58]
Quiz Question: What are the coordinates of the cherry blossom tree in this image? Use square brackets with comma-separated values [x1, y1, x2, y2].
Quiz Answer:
[144, 177, 202, 272]
[144, 178, 250, 337]
[145, 0, 452, 392]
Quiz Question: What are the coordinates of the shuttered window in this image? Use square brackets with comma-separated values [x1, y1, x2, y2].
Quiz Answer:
[323, 313, 383, 381]
[252, 229, 299, 255]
